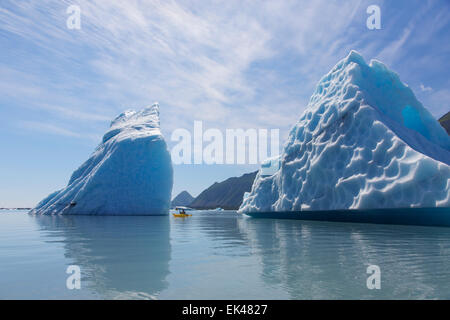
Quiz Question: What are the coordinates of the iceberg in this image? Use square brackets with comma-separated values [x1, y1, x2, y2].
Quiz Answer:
[30, 103, 173, 215]
[240, 51, 450, 213]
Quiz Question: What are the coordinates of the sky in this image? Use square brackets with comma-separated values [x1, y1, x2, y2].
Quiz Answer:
[1, 0, 449, 207]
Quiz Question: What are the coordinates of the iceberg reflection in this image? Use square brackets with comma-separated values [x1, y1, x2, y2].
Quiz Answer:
[33, 215, 171, 299]
[238, 217, 450, 299]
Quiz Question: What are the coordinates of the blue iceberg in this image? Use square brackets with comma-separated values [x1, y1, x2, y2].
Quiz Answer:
[31, 103, 173, 215]
[240, 51, 450, 214]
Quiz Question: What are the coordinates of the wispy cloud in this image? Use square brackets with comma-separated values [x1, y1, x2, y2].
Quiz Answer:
[18, 120, 98, 141]
[420, 84, 433, 92]
[1, 0, 449, 140]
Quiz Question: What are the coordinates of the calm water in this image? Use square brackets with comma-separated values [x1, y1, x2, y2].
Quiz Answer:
[1, 209, 450, 299]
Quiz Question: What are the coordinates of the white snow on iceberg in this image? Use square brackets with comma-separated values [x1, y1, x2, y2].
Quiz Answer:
[240, 51, 450, 213]
[31, 103, 173, 215]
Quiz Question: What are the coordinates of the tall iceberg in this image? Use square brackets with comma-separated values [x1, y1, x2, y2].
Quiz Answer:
[240, 51, 450, 213]
[31, 103, 173, 215]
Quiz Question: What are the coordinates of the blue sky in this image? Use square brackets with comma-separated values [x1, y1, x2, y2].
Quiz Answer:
[1, 0, 449, 207]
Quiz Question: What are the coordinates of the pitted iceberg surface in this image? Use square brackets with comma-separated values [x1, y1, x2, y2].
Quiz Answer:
[240, 51, 450, 213]
[31, 103, 173, 215]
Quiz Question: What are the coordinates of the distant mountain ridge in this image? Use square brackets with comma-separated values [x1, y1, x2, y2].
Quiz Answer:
[171, 191, 194, 207]
[190, 171, 257, 210]
[439, 111, 450, 135]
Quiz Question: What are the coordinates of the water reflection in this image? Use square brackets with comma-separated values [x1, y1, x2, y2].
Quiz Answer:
[33, 215, 171, 299]
[188, 211, 250, 255]
[238, 217, 450, 299]
[26, 212, 450, 299]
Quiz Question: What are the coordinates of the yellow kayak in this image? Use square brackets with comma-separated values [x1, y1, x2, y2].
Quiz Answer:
[173, 213, 192, 218]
